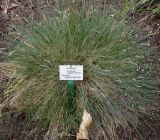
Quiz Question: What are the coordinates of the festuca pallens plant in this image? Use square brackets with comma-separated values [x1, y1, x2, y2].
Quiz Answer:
[9, 10, 156, 139]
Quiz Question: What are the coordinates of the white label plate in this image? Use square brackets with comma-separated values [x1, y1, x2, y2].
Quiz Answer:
[59, 65, 83, 80]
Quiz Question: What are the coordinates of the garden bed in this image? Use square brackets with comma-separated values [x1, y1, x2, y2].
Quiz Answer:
[0, 0, 159, 140]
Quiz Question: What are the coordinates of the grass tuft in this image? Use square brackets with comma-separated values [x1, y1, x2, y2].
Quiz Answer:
[8, 10, 157, 139]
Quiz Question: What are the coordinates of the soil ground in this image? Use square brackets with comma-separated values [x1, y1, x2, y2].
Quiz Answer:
[0, 0, 159, 140]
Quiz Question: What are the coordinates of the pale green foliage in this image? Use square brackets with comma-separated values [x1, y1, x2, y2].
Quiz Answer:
[9, 10, 156, 139]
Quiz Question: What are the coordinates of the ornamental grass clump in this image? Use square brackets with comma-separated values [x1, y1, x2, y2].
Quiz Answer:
[9, 11, 156, 139]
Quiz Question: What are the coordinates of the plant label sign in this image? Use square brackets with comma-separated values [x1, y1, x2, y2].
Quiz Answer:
[59, 65, 83, 80]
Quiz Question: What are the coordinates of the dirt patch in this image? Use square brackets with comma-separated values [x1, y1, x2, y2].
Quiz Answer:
[130, 4, 160, 139]
[0, 0, 51, 139]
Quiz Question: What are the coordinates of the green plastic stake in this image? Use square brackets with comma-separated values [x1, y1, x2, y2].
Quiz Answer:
[68, 80, 75, 112]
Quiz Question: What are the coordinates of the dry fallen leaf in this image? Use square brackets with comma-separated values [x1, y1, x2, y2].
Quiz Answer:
[77, 109, 92, 140]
